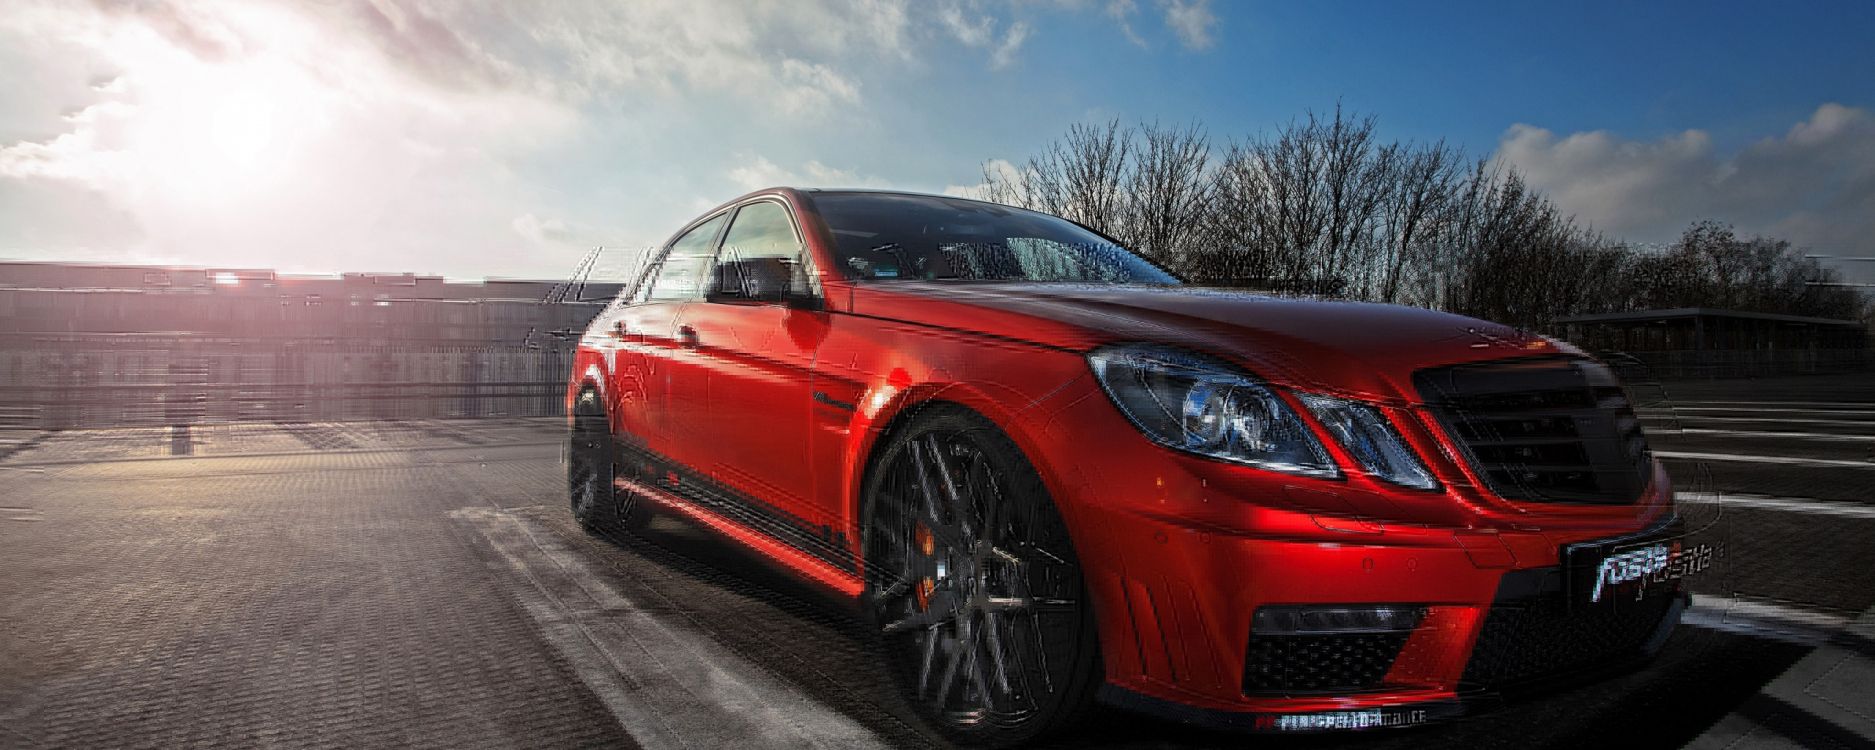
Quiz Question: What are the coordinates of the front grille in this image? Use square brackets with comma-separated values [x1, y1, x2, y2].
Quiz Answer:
[1459, 567, 1678, 691]
[1415, 357, 1651, 504]
[1242, 632, 1411, 695]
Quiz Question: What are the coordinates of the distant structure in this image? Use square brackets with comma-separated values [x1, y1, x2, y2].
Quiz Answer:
[1555, 307, 1869, 378]
[0, 261, 622, 345]
[0, 261, 624, 428]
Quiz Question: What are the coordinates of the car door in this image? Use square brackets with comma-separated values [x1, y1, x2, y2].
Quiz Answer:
[664, 198, 833, 549]
[607, 212, 727, 457]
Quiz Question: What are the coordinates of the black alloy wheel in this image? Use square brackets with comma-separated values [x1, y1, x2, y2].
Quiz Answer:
[861, 405, 1101, 747]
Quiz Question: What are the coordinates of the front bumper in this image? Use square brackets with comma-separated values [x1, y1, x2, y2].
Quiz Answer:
[1077, 511, 1689, 731]
[1027, 376, 1687, 731]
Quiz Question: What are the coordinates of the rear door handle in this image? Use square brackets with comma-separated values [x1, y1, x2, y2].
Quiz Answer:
[678, 325, 699, 348]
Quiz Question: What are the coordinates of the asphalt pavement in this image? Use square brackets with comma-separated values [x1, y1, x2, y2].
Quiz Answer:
[2, 373, 1872, 749]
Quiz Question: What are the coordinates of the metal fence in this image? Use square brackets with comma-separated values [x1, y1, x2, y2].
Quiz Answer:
[1595, 348, 1874, 380]
[4, 334, 1869, 430]
[0, 338, 575, 429]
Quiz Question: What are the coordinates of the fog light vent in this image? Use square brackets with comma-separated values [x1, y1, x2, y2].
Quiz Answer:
[1243, 605, 1426, 696]
[1253, 605, 1427, 635]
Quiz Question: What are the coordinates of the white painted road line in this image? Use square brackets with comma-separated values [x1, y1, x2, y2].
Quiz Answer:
[1677, 492, 1875, 520]
[1655, 450, 1875, 469]
[1661, 400, 1875, 408]
[1682, 596, 1858, 647]
[1641, 406, 1875, 416]
[1642, 415, 1875, 429]
[1665, 401, 1875, 406]
[1685, 603, 1875, 749]
[1674, 428, 1875, 442]
[450, 506, 889, 750]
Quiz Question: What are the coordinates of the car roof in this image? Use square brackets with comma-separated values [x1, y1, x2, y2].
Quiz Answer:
[787, 187, 1014, 211]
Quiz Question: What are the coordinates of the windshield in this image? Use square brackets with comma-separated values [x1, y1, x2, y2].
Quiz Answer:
[807, 192, 1181, 284]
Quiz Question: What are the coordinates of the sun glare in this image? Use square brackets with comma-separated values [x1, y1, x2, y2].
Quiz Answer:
[98, 4, 325, 204]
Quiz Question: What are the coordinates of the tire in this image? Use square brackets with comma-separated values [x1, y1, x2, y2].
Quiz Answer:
[859, 404, 1102, 748]
[568, 388, 647, 535]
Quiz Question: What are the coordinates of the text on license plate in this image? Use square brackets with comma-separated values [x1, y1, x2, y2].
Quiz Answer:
[1591, 541, 1713, 603]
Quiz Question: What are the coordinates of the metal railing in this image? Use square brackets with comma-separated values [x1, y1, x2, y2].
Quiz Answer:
[0, 381, 568, 429]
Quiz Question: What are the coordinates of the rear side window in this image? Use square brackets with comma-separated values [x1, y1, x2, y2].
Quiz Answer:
[643, 213, 726, 302]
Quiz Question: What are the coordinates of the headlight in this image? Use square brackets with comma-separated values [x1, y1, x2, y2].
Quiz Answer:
[1296, 393, 1438, 490]
[1086, 345, 1336, 479]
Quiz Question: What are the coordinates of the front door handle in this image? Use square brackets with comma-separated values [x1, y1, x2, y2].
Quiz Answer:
[678, 325, 699, 348]
[609, 320, 629, 339]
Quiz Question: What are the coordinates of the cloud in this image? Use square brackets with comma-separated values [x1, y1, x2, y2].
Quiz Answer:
[326, 0, 902, 117]
[0, 0, 1225, 280]
[0, 0, 590, 278]
[728, 156, 888, 191]
[1106, 0, 1147, 47]
[989, 22, 1031, 70]
[938, 2, 997, 47]
[512, 213, 572, 245]
[1159, 0, 1217, 51]
[936, 0, 1032, 69]
[777, 59, 861, 115]
[942, 158, 1023, 200]
[1495, 103, 1875, 281]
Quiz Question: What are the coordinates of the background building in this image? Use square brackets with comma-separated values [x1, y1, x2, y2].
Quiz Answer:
[1554, 307, 1869, 379]
[0, 261, 621, 428]
[3, 261, 1867, 429]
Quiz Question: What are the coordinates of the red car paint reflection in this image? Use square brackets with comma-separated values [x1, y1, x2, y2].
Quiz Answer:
[567, 188, 1683, 746]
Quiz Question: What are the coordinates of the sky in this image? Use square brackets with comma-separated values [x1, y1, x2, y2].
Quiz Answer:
[2, 0, 1872, 284]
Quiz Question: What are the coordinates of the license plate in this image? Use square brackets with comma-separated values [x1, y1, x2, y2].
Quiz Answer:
[1564, 520, 1709, 607]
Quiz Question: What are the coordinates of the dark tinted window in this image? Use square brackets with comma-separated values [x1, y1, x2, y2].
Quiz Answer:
[808, 192, 1179, 284]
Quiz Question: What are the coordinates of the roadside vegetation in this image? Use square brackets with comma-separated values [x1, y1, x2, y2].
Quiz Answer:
[972, 108, 1872, 331]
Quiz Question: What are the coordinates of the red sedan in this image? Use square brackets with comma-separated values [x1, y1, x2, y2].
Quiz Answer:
[565, 188, 1688, 746]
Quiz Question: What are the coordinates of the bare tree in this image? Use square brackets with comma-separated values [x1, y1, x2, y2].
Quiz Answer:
[1122, 122, 1212, 272]
[1021, 120, 1133, 238]
[975, 109, 1871, 330]
[1375, 141, 1460, 305]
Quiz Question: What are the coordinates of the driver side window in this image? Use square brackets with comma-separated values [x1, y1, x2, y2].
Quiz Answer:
[635, 213, 726, 304]
[711, 201, 811, 301]
[718, 201, 803, 264]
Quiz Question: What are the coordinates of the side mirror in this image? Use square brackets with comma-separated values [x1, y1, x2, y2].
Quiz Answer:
[708, 258, 791, 304]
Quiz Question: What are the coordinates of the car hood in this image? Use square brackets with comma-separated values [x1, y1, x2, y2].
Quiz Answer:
[843, 282, 1579, 402]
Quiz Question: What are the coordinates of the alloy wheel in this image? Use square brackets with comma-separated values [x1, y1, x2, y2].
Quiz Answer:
[868, 429, 1085, 730]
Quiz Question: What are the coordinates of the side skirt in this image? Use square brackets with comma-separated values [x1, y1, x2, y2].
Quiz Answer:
[611, 438, 864, 596]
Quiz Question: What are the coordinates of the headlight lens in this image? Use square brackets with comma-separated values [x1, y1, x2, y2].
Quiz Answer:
[1297, 393, 1438, 490]
[1087, 345, 1336, 478]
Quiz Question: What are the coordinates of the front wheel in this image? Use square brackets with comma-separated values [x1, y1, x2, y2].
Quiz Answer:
[860, 405, 1101, 748]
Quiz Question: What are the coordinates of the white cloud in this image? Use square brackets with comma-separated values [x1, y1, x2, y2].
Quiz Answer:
[1493, 125, 1714, 237]
[512, 213, 571, 245]
[939, 2, 997, 47]
[1159, 0, 1217, 51]
[0, 0, 1223, 279]
[728, 156, 889, 191]
[1496, 103, 1875, 282]
[1106, 0, 1147, 47]
[777, 59, 862, 116]
[989, 22, 1031, 70]
[936, 0, 1033, 69]
[942, 158, 1023, 200]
